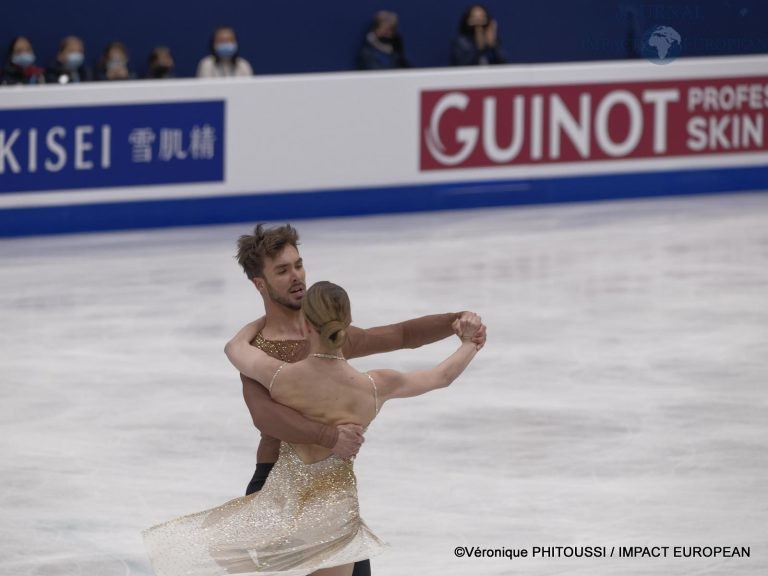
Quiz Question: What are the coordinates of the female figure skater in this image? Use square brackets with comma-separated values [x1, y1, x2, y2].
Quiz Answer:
[143, 281, 483, 576]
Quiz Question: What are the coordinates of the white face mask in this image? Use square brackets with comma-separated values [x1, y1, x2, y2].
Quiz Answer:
[65, 51, 85, 69]
[12, 52, 36, 67]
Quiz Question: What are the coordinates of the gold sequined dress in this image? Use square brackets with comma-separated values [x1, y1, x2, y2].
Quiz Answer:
[143, 370, 387, 576]
[143, 442, 386, 575]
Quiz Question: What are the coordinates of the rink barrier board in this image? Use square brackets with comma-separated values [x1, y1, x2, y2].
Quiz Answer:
[2, 164, 767, 237]
[2, 56, 768, 236]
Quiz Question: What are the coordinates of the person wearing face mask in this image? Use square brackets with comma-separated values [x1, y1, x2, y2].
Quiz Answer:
[145, 46, 175, 80]
[96, 41, 135, 81]
[451, 4, 508, 66]
[196, 26, 253, 78]
[358, 10, 410, 70]
[1, 36, 45, 85]
[45, 35, 93, 84]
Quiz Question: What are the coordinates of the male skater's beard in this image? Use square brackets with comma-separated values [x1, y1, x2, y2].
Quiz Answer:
[265, 279, 303, 311]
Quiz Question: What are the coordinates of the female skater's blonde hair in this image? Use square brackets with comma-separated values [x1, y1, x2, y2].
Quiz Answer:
[301, 281, 351, 349]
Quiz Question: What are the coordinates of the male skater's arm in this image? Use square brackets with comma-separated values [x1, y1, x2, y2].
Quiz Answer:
[343, 311, 486, 359]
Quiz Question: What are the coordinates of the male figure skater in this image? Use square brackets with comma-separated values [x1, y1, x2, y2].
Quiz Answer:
[234, 224, 485, 576]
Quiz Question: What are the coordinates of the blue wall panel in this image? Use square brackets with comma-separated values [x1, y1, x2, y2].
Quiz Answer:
[2, 165, 767, 237]
[1, 1, 766, 78]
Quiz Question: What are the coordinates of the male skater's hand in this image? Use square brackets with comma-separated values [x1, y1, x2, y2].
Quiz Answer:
[331, 424, 365, 458]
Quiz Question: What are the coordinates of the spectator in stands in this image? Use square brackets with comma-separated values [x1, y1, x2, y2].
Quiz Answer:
[96, 41, 135, 81]
[358, 10, 410, 70]
[46, 36, 93, 84]
[1, 36, 45, 85]
[451, 4, 508, 66]
[197, 26, 253, 78]
[146, 46, 176, 79]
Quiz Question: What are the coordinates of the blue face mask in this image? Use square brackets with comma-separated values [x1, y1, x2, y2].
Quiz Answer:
[12, 52, 35, 68]
[65, 51, 84, 69]
[215, 42, 237, 59]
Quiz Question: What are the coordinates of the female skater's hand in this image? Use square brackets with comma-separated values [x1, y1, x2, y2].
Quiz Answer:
[472, 323, 487, 351]
[246, 316, 267, 344]
[231, 316, 267, 345]
[452, 312, 484, 349]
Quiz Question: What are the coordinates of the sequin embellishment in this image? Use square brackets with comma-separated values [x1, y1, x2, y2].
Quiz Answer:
[143, 443, 387, 575]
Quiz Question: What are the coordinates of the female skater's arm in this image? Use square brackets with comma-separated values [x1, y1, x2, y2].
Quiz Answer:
[372, 313, 483, 402]
[224, 318, 284, 386]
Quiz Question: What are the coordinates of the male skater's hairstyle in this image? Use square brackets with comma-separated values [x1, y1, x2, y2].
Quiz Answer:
[236, 224, 300, 279]
[301, 281, 351, 349]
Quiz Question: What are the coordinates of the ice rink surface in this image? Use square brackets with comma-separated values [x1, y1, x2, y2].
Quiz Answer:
[1, 192, 767, 575]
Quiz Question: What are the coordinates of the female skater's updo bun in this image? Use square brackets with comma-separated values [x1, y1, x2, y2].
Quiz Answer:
[302, 281, 351, 349]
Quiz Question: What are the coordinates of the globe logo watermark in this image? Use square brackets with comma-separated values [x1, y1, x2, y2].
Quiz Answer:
[641, 26, 682, 64]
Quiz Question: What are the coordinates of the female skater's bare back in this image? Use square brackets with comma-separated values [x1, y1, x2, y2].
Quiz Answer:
[268, 360, 381, 464]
